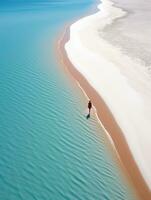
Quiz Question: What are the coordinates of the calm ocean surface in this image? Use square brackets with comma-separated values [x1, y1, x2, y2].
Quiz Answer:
[0, 1, 138, 199]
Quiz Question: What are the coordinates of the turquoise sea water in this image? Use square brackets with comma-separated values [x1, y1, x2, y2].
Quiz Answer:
[0, 1, 138, 200]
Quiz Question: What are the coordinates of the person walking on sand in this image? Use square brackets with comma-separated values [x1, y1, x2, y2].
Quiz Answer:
[88, 100, 92, 116]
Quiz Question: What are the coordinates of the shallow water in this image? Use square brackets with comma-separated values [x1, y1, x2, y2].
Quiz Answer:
[0, 1, 138, 199]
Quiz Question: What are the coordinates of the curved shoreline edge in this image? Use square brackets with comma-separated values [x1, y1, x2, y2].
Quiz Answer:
[58, 25, 151, 200]
[65, 0, 151, 192]
[57, 0, 151, 199]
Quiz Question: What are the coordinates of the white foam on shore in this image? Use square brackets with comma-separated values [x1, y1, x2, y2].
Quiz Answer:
[65, 0, 151, 189]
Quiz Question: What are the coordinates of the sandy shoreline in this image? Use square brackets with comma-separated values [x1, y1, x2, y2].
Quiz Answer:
[65, 0, 151, 191]
[57, 23, 151, 200]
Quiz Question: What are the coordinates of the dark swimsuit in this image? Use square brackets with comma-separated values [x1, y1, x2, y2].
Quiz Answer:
[88, 102, 92, 109]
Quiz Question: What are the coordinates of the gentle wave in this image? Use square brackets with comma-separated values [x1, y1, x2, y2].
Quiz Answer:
[0, 0, 139, 199]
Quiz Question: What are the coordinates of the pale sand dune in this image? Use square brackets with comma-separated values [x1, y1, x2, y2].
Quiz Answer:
[65, 0, 151, 190]
[102, 0, 151, 68]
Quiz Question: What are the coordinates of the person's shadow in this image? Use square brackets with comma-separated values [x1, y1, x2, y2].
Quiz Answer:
[86, 114, 90, 119]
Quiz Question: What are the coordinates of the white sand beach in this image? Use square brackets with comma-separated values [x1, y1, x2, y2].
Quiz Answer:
[65, 0, 151, 191]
